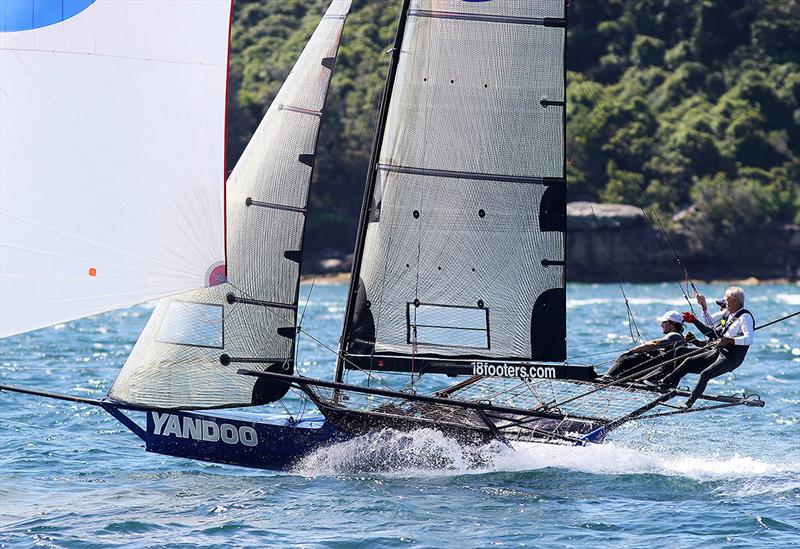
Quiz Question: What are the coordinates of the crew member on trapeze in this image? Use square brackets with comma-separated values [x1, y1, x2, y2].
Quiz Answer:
[648, 286, 755, 408]
[601, 311, 687, 381]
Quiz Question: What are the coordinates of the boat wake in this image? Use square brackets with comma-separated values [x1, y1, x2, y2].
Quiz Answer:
[294, 428, 796, 488]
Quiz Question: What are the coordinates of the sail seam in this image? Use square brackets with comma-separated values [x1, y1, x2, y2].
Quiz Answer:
[278, 105, 322, 117]
[377, 164, 564, 185]
[407, 10, 566, 27]
[0, 47, 228, 66]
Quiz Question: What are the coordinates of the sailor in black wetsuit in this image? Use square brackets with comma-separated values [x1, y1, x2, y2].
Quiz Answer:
[602, 311, 686, 380]
[654, 286, 755, 408]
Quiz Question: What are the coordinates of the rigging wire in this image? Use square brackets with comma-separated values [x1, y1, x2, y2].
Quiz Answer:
[589, 203, 642, 342]
[567, 347, 631, 360]
[755, 310, 799, 331]
[226, 279, 397, 393]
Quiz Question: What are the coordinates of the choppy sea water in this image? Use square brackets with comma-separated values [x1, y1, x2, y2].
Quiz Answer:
[1, 282, 798, 548]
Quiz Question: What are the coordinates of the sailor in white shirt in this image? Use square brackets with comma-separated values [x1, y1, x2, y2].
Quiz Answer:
[656, 286, 755, 408]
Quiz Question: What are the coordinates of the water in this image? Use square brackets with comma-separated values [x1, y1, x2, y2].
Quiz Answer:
[1, 283, 798, 547]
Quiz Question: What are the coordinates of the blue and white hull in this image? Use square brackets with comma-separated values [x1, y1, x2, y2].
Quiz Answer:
[132, 409, 353, 471]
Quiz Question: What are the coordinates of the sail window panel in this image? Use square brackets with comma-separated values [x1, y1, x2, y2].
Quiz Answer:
[357, 170, 563, 359]
[410, 0, 565, 19]
[110, 284, 293, 409]
[379, 16, 564, 178]
[409, 303, 490, 349]
[157, 301, 224, 349]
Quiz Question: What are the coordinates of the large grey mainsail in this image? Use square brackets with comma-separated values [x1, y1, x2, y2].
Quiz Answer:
[109, 0, 352, 409]
[340, 0, 567, 375]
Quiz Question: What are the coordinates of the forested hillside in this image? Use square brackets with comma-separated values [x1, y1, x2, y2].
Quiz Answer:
[226, 0, 799, 258]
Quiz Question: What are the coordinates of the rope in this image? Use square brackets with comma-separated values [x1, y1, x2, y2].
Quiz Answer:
[568, 347, 631, 360]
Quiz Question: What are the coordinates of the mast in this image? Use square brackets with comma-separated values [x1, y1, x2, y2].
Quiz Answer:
[336, 0, 412, 383]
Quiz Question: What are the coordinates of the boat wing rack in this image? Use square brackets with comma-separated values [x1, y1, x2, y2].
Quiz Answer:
[237, 370, 764, 445]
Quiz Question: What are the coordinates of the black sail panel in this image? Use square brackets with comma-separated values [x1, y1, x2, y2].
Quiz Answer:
[342, 0, 567, 369]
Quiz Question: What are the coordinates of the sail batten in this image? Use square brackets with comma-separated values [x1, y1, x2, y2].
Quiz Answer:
[340, 0, 567, 371]
[376, 164, 565, 185]
[407, 9, 566, 27]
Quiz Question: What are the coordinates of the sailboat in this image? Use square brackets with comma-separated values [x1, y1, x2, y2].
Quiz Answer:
[0, 0, 765, 471]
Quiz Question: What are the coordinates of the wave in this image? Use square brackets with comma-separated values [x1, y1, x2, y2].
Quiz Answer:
[568, 292, 800, 309]
[775, 293, 800, 306]
[293, 428, 796, 487]
[567, 297, 691, 309]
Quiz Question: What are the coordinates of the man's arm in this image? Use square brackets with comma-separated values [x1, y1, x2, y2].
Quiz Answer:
[629, 340, 660, 353]
[683, 311, 717, 338]
[630, 334, 682, 353]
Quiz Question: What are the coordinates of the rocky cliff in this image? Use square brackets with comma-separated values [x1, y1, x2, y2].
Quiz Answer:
[566, 202, 800, 282]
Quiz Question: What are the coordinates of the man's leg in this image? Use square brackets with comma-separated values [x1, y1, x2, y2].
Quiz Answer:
[660, 348, 718, 388]
[686, 348, 747, 405]
[606, 352, 646, 378]
[641, 346, 694, 381]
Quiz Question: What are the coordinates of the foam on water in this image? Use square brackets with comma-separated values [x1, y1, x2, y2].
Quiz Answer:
[295, 427, 795, 489]
[567, 296, 690, 308]
[773, 292, 800, 306]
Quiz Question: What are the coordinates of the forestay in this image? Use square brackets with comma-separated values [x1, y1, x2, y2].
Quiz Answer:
[341, 0, 567, 371]
[108, 0, 352, 409]
[0, 0, 231, 337]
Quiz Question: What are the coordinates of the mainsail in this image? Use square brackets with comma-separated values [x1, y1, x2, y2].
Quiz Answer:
[339, 0, 567, 376]
[0, 0, 232, 337]
[107, 0, 352, 409]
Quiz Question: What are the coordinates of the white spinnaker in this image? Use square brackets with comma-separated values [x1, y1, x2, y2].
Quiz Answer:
[0, 0, 231, 337]
[108, 0, 352, 409]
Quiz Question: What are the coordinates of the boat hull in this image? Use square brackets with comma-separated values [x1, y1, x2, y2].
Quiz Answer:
[140, 409, 352, 471]
[137, 407, 602, 471]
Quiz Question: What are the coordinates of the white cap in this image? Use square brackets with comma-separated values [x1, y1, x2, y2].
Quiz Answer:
[658, 310, 683, 324]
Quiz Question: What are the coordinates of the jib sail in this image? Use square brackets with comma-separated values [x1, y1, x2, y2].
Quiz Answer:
[108, 0, 352, 409]
[339, 0, 567, 377]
